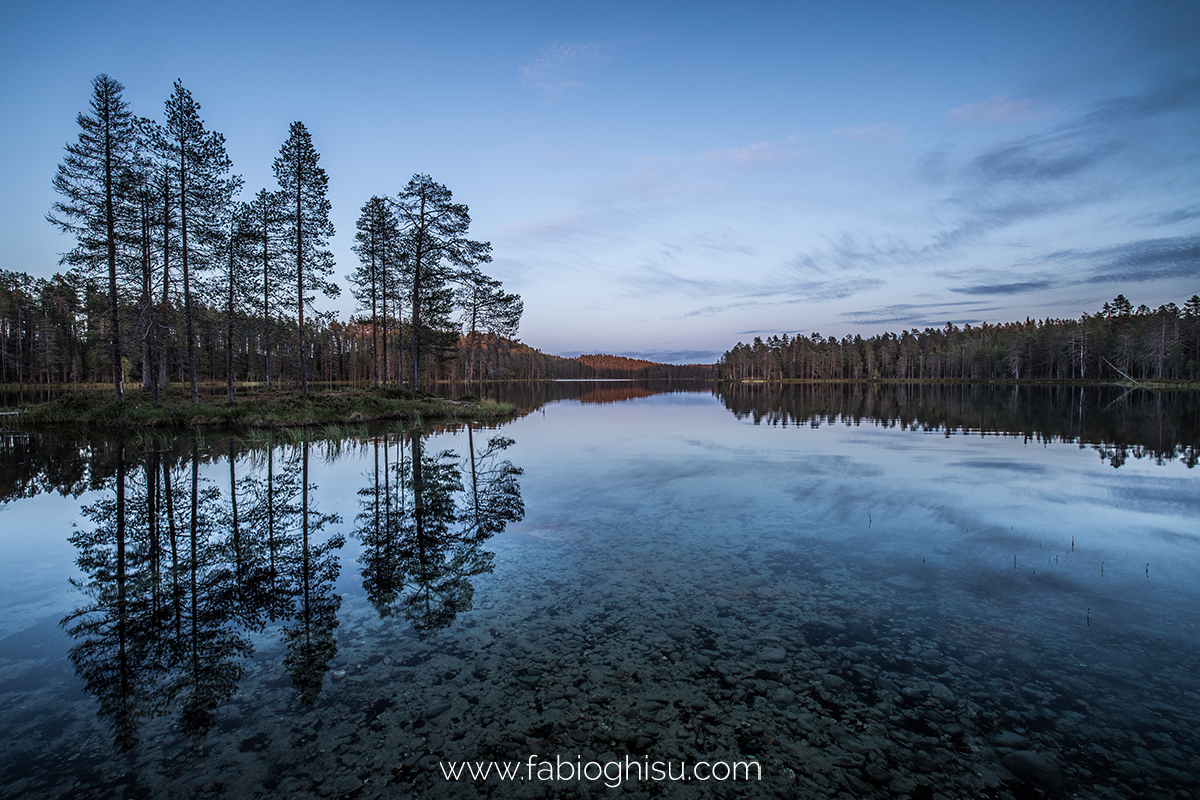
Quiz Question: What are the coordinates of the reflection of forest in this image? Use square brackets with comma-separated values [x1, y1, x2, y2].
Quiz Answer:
[719, 382, 1199, 467]
[453, 378, 712, 412]
[53, 427, 523, 750]
[577, 386, 657, 404]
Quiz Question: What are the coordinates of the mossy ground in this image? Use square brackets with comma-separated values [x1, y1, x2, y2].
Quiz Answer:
[15, 386, 514, 429]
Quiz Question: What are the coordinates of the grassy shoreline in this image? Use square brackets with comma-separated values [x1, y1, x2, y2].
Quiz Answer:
[10, 387, 515, 429]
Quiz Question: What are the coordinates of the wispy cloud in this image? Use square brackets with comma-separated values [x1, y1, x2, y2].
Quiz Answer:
[1148, 205, 1200, 227]
[1076, 72, 1200, 128]
[520, 42, 603, 97]
[829, 123, 905, 142]
[926, 196, 1065, 253]
[734, 329, 809, 336]
[840, 301, 995, 328]
[945, 95, 1060, 128]
[947, 236, 1200, 295]
[704, 136, 804, 167]
[1076, 235, 1200, 285]
[788, 233, 920, 275]
[951, 279, 1056, 296]
[678, 277, 886, 318]
[969, 136, 1122, 184]
[648, 230, 755, 265]
[616, 349, 723, 364]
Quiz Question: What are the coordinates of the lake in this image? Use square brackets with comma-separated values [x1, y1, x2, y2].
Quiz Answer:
[0, 381, 1197, 799]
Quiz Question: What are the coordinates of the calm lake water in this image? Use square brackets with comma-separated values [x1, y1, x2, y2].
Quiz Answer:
[0, 382, 1197, 799]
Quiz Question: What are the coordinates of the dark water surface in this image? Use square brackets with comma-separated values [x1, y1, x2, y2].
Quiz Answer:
[1, 382, 1198, 799]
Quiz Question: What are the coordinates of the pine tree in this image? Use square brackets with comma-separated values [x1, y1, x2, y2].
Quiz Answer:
[48, 74, 141, 403]
[393, 175, 489, 391]
[274, 122, 338, 395]
[127, 151, 161, 402]
[350, 197, 401, 386]
[242, 189, 288, 387]
[156, 81, 236, 403]
[456, 267, 521, 390]
[216, 190, 249, 403]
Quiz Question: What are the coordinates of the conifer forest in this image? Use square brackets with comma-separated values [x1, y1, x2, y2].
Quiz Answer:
[718, 294, 1200, 384]
[18, 74, 540, 402]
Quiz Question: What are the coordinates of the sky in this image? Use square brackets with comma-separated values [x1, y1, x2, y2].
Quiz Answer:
[2, 0, 1198, 364]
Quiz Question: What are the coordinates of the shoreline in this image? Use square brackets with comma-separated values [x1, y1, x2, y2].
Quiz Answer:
[9, 387, 516, 430]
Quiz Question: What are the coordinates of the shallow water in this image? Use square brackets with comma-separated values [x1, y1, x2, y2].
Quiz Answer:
[1, 383, 1198, 799]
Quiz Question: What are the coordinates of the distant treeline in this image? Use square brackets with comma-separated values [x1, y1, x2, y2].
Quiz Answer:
[718, 294, 1200, 383]
[575, 353, 713, 379]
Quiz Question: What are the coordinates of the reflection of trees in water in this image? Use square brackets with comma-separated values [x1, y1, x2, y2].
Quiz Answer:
[63, 440, 156, 750]
[171, 440, 251, 737]
[357, 435, 406, 616]
[280, 439, 343, 703]
[355, 427, 523, 638]
[63, 435, 345, 750]
[719, 382, 1199, 467]
[0, 433, 113, 503]
[57, 424, 521, 746]
[63, 439, 250, 749]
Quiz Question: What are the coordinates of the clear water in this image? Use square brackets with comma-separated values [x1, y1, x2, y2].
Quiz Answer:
[1, 383, 1197, 799]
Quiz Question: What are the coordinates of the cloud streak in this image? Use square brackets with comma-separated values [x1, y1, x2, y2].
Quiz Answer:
[520, 42, 603, 96]
[839, 300, 998, 328]
[946, 96, 1060, 128]
[703, 136, 804, 167]
[829, 123, 905, 142]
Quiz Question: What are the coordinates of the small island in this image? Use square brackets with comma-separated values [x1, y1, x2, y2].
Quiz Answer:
[11, 386, 514, 429]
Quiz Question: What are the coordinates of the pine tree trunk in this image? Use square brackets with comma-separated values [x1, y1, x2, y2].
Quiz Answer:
[181, 146, 198, 405]
[296, 172, 307, 395]
[103, 102, 124, 404]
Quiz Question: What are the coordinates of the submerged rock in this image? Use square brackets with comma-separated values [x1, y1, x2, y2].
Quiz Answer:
[885, 576, 925, 591]
[822, 674, 846, 690]
[771, 687, 797, 706]
[991, 730, 1032, 750]
[1002, 750, 1065, 791]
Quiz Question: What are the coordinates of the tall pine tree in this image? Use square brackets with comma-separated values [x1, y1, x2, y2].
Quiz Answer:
[49, 74, 141, 403]
[216, 190, 249, 403]
[350, 196, 401, 387]
[456, 267, 521, 390]
[274, 122, 337, 395]
[242, 188, 288, 388]
[156, 81, 236, 403]
[393, 175, 489, 391]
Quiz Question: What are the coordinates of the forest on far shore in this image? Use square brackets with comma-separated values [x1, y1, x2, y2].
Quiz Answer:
[718, 294, 1200, 384]
[0, 267, 711, 391]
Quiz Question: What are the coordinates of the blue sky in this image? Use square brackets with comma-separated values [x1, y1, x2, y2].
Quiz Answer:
[2, 1, 1197, 363]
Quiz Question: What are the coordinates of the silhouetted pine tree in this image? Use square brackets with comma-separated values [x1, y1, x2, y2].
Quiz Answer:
[274, 122, 338, 395]
[350, 196, 402, 386]
[48, 74, 141, 403]
[155, 81, 236, 403]
[393, 175, 490, 391]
